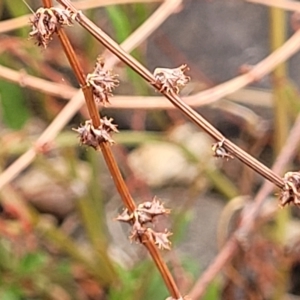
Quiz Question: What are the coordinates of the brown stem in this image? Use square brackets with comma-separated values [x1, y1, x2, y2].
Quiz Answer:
[0, 0, 179, 194]
[56, 0, 285, 190]
[143, 237, 181, 297]
[247, 0, 300, 12]
[55, 27, 101, 128]
[188, 113, 300, 299]
[100, 143, 136, 212]
[165, 91, 285, 188]
[41, 1, 181, 298]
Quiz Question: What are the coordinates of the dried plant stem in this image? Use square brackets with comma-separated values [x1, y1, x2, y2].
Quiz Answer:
[2, 10, 300, 109]
[188, 112, 300, 299]
[100, 142, 136, 212]
[247, 0, 300, 12]
[0, 0, 177, 190]
[40, 0, 182, 297]
[0, 92, 83, 190]
[0, 0, 163, 34]
[56, 0, 285, 190]
[143, 237, 182, 296]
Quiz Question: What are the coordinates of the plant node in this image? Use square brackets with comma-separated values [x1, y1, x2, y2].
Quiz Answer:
[211, 139, 234, 160]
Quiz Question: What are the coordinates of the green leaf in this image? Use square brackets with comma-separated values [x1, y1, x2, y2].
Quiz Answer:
[0, 81, 30, 129]
[3, 0, 29, 37]
[106, 6, 131, 43]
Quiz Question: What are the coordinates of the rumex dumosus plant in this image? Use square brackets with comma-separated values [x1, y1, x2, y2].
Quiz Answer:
[2, 0, 300, 299]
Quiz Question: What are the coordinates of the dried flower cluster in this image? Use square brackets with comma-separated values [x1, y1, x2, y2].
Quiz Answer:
[29, 7, 74, 48]
[86, 58, 119, 105]
[116, 197, 172, 250]
[279, 171, 300, 207]
[153, 64, 190, 94]
[211, 139, 234, 160]
[73, 117, 118, 149]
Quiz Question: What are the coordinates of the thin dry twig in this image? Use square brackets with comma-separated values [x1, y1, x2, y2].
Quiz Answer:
[0, 0, 163, 34]
[188, 113, 300, 299]
[0, 92, 84, 190]
[2, 19, 300, 108]
[1, 0, 184, 298]
[3, 4, 300, 108]
[42, 0, 181, 296]
[0, 0, 295, 191]
[57, 0, 285, 190]
[0, 0, 179, 191]
[247, 0, 300, 12]
[0, 0, 287, 197]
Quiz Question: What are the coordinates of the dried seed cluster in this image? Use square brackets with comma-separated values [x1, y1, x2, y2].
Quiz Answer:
[29, 7, 75, 48]
[73, 118, 118, 149]
[116, 197, 172, 250]
[211, 139, 234, 160]
[153, 64, 190, 94]
[86, 58, 119, 106]
[279, 171, 300, 207]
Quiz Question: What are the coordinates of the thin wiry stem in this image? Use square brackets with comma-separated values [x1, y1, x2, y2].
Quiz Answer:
[4, 1, 300, 110]
[57, 0, 285, 189]
[39, 0, 182, 298]
[247, 0, 300, 12]
[0, 0, 162, 33]
[188, 112, 300, 299]
[0, 0, 291, 191]
[0, 0, 178, 190]
[2, 22, 300, 108]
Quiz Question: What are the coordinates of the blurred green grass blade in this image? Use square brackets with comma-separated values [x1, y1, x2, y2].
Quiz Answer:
[0, 81, 30, 129]
[106, 5, 131, 43]
[203, 280, 221, 300]
[3, 0, 29, 37]
[106, 5, 148, 94]
[37, 220, 114, 286]
[0, 2, 4, 19]
[133, 4, 148, 26]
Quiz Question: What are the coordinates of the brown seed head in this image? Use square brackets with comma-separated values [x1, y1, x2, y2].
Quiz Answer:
[279, 171, 300, 207]
[116, 197, 172, 250]
[73, 118, 118, 149]
[29, 7, 74, 48]
[154, 64, 190, 94]
[86, 58, 119, 105]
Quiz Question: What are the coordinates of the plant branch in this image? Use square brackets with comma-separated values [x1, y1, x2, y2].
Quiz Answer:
[56, 0, 285, 189]
[41, 0, 182, 298]
[188, 112, 300, 299]
[3, 2, 300, 110]
[0, 0, 177, 190]
[0, 0, 163, 34]
[247, 0, 300, 12]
